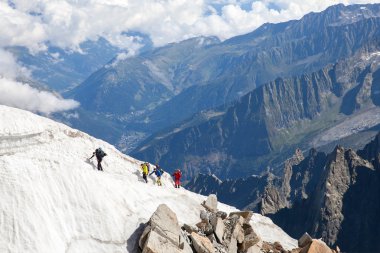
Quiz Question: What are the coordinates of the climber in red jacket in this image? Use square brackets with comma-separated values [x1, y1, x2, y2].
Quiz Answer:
[172, 169, 182, 188]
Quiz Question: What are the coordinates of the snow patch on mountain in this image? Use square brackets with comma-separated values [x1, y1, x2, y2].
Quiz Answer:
[0, 105, 296, 252]
[211, 174, 223, 184]
[361, 51, 380, 62]
[251, 214, 296, 250]
[310, 107, 380, 147]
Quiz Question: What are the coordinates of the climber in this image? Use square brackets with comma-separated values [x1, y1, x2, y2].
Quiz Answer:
[149, 164, 164, 186]
[172, 169, 182, 188]
[141, 163, 149, 183]
[89, 147, 107, 171]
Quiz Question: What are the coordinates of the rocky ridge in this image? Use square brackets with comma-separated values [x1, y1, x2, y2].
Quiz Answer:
[187, 132, 380, 253]
[139, 195, 337, 253]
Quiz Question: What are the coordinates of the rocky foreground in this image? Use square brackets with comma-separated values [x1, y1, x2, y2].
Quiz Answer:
[138, 194, 338, 253]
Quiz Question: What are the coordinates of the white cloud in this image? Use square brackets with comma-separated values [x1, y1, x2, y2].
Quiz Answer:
[0, 48, 79, 114]
[0, 49, 31, 79]
[0, 77, 79, 114]
[106, 52, 134, 68]
[0, 2, 47, 53]
[0, 45, 79, 115]
[1, 0, 378, 115]
[0, 0, 379, 53]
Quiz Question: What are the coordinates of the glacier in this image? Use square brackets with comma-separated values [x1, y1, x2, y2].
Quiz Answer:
[0, 105, 296, 252]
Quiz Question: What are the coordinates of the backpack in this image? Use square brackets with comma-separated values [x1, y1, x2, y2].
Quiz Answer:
[175, 170, 181, 178]
[96, 148, 106, 158]
[155, 165, 164, 176]
[146, 163, 150, 173]
[157, 168, 164, 176]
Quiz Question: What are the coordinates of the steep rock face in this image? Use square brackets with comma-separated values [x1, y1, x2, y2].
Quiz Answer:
[309, 147, 373, 244]
[261, 149, 306, 215]
[132, 67, 338, 178]
[335, 159, 380, 253]
[269, 143, 380, 253]
[133, 51, 380, 179]
[187, 133, 380, 253]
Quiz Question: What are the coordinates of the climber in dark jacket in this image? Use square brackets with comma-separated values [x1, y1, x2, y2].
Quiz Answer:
[89, 148, 107, 171]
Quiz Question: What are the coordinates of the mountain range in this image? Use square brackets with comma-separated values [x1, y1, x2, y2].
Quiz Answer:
[58, 5, 379, 155]
[132, 45, 380, 179]
[61, 4, 380, 179]
[10, 3, 379, 181]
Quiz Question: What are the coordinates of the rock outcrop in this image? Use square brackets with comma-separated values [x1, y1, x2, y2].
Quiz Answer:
[203, 194, 218, 212]
[139, 204, 192, 253]
[139, 194, 338, 253]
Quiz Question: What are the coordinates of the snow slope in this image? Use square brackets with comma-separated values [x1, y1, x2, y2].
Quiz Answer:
[0, 105, 297, 252]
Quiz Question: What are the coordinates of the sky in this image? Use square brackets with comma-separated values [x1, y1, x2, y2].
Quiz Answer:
[1, 0, 380, 114]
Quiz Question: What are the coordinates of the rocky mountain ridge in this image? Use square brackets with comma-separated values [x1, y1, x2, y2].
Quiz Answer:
[132, 45, 380, 179]
[186, 132, 380, 253]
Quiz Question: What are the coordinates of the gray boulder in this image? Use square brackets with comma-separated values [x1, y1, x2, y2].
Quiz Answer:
[301, 239, 334, 253]
[298, 232, 313, 248]
[203, 194, 218, 212]
[191, 232, 215, 253]
[200, 210, 210, 222]
[209, 212, 218, 230]
[139, 225, 152, 249]
[150, 204, 182, 245]
[227, 237, 238, 253]
[246, 244, 261, 253]
[214, 218, 225, 243]
[140, 204, 192, 253]
[238, 223, 261, 252]
[232, 223, 244, 244]
[143, 230, 182, 253]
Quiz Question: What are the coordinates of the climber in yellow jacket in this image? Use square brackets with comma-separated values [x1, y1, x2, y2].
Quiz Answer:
[141, 163, 149, 183]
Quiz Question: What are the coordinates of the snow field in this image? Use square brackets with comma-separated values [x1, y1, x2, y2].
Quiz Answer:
[0, 105, 296, 252]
